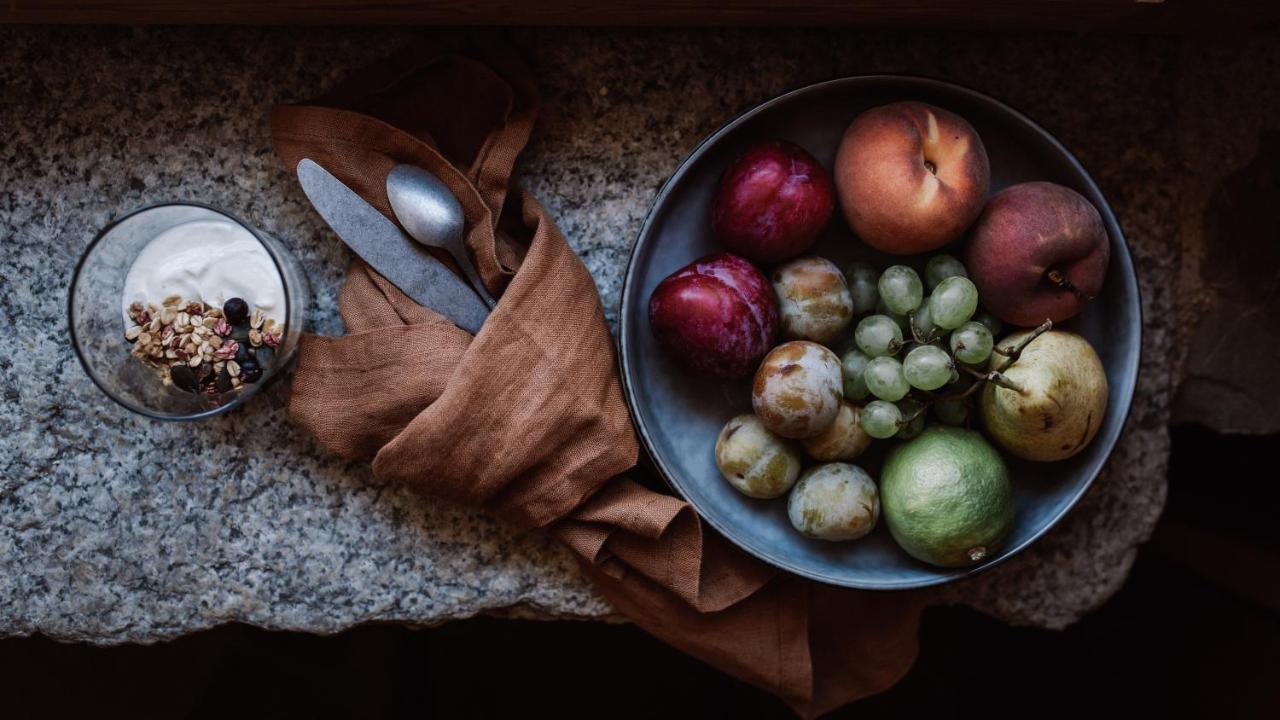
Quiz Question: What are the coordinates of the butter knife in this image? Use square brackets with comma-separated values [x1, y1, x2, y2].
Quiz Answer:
[296, 158, 490, 335]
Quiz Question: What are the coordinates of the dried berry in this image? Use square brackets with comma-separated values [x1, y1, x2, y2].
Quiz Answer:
[252, 346, 274, 366]
[240, 363, 262, 383]
[222, 297, 249, 325]
[193, 358, 213, 381]
[170, 364, 199, 392]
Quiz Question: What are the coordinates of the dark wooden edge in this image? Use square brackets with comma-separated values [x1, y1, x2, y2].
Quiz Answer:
[3, 1, 1279, 33]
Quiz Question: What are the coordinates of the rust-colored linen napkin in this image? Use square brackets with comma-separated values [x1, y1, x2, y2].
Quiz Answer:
[273, 40, 928, 717]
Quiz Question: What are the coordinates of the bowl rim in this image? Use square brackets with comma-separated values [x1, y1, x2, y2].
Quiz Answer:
[617, 73, 1144, 590]
[67, 199, 296, 422]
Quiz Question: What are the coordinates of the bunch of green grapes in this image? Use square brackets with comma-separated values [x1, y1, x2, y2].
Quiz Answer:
[840, 255, 1003, 440]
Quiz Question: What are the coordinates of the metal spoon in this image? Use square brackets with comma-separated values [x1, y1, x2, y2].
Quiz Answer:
[386, 164, 497, 308]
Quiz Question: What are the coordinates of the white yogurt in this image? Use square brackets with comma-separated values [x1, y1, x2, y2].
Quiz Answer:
[121, 219, 286, 325]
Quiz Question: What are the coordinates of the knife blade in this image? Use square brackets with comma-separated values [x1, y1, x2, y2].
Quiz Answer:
[296, 158, 490, 335]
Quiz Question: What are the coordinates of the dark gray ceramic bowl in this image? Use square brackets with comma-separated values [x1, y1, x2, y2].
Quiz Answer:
[619, 75, 1142, 590]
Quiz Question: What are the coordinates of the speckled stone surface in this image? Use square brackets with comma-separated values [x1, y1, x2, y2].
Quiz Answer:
[1, 26, 1231, 643]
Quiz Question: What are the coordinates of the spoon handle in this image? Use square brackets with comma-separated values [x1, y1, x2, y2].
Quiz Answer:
[459, 250, 498, 309]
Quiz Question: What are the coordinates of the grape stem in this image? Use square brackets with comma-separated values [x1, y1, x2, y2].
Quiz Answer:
[908, 311, 939, 345]
[901, 407, 928, 426]
[938, 376, 987, 402]
[894, 318, 1053, 428]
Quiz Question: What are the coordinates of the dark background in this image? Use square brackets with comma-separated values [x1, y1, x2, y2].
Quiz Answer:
[3, 424, 1276, 718]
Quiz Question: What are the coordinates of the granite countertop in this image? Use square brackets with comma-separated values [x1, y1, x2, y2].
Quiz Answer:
[6, 26, 1271, 643]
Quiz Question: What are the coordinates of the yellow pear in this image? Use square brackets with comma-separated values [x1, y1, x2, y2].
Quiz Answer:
[979, 330, 1107, 462]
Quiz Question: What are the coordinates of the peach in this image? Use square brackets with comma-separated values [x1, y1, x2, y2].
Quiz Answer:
[963, 182, 1109, 326]
[834, 101, 990, 254]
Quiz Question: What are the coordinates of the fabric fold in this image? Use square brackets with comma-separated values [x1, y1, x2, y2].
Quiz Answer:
[273, 37, 928, 718]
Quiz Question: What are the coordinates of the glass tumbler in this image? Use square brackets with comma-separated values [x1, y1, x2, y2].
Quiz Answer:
[69, 202, 310, 420]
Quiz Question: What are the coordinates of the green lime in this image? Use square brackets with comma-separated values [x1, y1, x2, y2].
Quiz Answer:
[880, 426, 1013, 567]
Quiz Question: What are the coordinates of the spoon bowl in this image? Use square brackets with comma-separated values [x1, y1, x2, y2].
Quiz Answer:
[386, 164, 496, 308]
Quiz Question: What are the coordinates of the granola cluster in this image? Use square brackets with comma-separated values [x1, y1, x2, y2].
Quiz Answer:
[125, 295, 281, 396]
